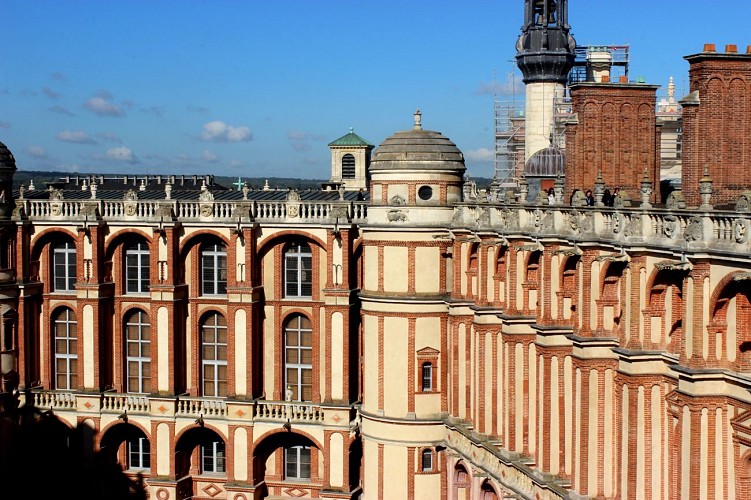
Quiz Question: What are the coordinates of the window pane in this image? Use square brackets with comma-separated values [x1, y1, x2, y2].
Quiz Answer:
[300, 350, 312, 365]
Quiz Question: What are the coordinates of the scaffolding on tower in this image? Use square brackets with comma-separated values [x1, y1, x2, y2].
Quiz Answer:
[493, 73, 525, 188]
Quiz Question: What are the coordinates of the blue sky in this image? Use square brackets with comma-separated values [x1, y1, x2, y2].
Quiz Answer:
[1, 1, 748, 180]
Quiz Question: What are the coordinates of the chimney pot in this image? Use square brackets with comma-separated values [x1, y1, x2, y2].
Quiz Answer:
[619, 75, 628, 83]
[726, 44, 738, 53]
[601, 75, 610, 83]
[746, 45, 751, 54]
[704, 43, 716, 52]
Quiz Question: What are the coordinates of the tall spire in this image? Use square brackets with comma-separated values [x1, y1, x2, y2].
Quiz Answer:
[515, 0, 576, 84]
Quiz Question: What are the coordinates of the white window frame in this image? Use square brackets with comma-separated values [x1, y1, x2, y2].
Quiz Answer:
[285, 243, 312, 298]
[202, 244, 227, 296]
[284, 315, 313, 402]
[53, 242, 76, 292]
[285, 445, 311, 481]
[125, 241, 150, 294]
[421, 448, 434, 472]
[53, 307, 77, 390]
[202, 313, 228, 397]
[125, 309, 151, 394]
[421, 362, 433, 392]
[201, 440, 226, 474]
[128, 436, 151, 470]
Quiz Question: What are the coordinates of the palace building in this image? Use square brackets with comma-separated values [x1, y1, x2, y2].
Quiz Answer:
[1, 1, 751, 499]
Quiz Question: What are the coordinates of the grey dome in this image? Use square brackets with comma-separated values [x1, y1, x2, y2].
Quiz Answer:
[0, 141, 16, 173]
[524, 144, 565, 177]
[370, 111, 465, 173]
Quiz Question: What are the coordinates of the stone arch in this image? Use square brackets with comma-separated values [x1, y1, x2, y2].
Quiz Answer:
[102, 228, 152, 286]
[480, 478, 500, 500]
[250, 429, 324, 491]
[596, 259, 627, 337]
[643, 265, 686, 352]
[707, 272, 751, 371]
[466, 241, 480, 299]
[98, 420, 152, 468]
[522, 249, 542, 313]
[557, 252, 580, 323]
[453, 460, 472, 499]
[174, 425, 228, 491]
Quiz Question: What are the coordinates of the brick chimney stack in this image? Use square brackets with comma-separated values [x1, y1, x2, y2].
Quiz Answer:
[681, 44, 751, 208]
[564, 81, 661, 203]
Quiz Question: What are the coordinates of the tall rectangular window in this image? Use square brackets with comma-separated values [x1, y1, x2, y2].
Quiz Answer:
[202, 244, 227, 295]
[201, 441, 226, 474]
[285, 314, 313, 401]
[285, 243, 312, 298]
[125, 310, 151, 394]
[125, 242, 150, 293]
[202, 313, 228, 397]
[285, 446, 311, 481]
[421, 362, 433, 392]
[53, 307, 78, 390]
[53, 242, 76, 292]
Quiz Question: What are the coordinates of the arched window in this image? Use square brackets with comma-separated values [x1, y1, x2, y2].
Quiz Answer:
[341, 154, 356, 179]
[421, 448, 434, 472]
[52, 241, 76, 292]
[201, 312, 227, 397]
[125, 309, 151, 394]
[285, 243, 312, 298]
[202, 243, 227, 296]
[284, 314, 312, 401]
[421, 362, 433, 391]
[125, 241, 150, 294]
[128, 435, 151, 470]
[201, 440, 226, 474]
[53, 307, 77, 390]
[285, 445, 311, 480]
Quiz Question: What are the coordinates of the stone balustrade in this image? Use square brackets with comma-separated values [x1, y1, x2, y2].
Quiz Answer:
[451, 202, 751, 254]
[25, 391, 328, 426]
[14, 198, 369, 225]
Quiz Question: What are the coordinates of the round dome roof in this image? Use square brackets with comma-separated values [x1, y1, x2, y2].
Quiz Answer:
[370, 110, 465, 172]
[0, 141, 16, 172]
[524, 144, 565, 177]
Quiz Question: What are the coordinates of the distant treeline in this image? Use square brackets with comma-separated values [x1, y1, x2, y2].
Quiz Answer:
[13, 171, 494, 192]
[12, 171, 329, 191]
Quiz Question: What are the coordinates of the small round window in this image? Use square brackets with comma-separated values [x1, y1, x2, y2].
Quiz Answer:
[418, 185, 433, 201]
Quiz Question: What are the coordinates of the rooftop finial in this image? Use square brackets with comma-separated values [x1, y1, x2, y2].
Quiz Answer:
[349, 127, 354, 133]
[413, 108, 422, 130]
[668, 76, 675, 101]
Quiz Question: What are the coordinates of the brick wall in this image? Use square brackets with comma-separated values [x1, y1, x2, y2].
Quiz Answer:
[565, 82, 660, 204]
[682, 44, 751, 207]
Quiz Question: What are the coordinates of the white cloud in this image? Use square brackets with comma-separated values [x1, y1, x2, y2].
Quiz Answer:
[83, 95, 124, 116]
[466, 148, 495, 162]
[106, 146, 138, 163]
[202, 150, 219, 162]
[26, 146, 48, 158]
[57, 130, 97, 144]
[97, 131, 122, 143]
[48, 105, 75, 116]
[287, 130, 310, 140]
[200, 120, 252, 143]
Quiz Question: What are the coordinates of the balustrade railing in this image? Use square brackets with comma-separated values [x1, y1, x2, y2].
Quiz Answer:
[253, 400, 325, 423]
[101, 393, 150, 413]
[32, 391, 76, 410]
[23, 390, 330, 426]
[16, 198, 369, 225]
[175, 397, 228, 418]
